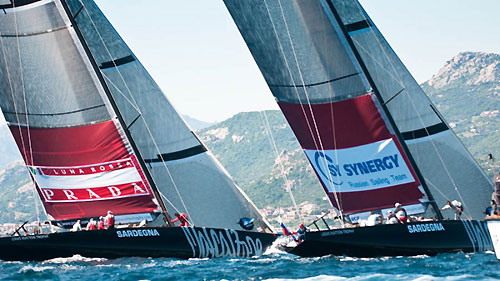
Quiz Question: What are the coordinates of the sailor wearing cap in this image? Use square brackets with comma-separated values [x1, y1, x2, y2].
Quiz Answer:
[394, 203, 407, 223]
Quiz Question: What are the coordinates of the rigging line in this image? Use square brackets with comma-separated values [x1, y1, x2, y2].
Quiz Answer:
[425, 178, 472, 220]
[101, 72, 141, 113]
[11, 2, 42, 222]
[316, 2, 344, 221]
[274, 0, 344, 219]
[262, 0, 337, 220]
[351, 2, 470, 217]
[259, 111, 303, 222]
[262, 0, 343, 216]
[320, 1, 344, 220]
[262, 0, 321, 153]
[77, 0, 193, 224]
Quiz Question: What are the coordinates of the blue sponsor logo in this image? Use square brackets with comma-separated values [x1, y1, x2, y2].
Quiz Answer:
[314, 152, 343, 185]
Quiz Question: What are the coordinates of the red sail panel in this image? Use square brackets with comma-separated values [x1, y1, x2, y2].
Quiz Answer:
[9, 121, 160, 221]
[278, 95, 425, 214]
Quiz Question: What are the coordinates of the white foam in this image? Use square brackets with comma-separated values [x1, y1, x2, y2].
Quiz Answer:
[43, 254, 107, 264]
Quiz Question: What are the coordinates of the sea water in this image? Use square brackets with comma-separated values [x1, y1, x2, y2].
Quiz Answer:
[1, 251, 499, 281]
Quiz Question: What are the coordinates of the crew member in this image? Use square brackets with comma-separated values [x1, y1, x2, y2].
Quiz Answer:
[495, 171, 500, 206]
[71, 220, 82, 232]
[86, 218, 97, 231]
[105, 211, 115, 229]
[97, 216, 105, 230]
[296, 223, 307, 242]
[172, 212, 189, 227]
[386, 210, 399, 224]
[394, 203, 407, 223]
[442, 200, 463, 220]
[485, 200, 499, 217]
[366, 211, 382, 226]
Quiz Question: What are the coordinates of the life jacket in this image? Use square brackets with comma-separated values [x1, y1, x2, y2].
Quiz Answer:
[98, 221, 105, 230]
[88, 222, 97, 230]
[106, 215, 115, 228]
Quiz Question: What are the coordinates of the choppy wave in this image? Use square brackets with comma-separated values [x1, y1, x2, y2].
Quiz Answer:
[0, 252, 498, 281]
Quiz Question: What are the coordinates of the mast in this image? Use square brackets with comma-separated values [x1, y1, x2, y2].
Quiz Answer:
[59, 0, 173, 226]
[325, 0, 443, 220]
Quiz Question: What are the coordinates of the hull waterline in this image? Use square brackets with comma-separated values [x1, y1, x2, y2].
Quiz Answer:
[0, 226, 277, 261]
[286, 220, 493, 257]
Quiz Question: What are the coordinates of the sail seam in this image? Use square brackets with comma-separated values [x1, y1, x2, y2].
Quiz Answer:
[0, 25, 68, 37]
[2, 104, 106, 116]
[268, 72, 359, 88]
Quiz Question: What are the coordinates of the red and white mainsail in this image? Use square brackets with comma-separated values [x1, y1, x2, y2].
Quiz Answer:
[224, 0, 493, 219]
[0, 0, 272, 231]
[0, 1, 160, 222]
[279, 95, 425, 214]
[10, 121, 159, 220]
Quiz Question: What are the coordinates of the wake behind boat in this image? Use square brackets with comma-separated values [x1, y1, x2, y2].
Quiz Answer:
[0, 0, 277, 260]
[224, 0, 496, 257]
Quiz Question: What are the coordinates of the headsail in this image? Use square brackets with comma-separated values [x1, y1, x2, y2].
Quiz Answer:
[224, 0, 493, 219]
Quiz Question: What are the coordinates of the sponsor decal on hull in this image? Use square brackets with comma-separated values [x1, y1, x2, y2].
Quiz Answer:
[181, 227, 263, 258]
[116, 229, 160, 238]
[304, 138, 415, 193]
[11, 235, 49, 241]
[407, 223, 445, 233]
[462, 220, 493, 252]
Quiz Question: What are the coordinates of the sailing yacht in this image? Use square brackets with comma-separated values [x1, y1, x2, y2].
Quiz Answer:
[0, 0, 276, 260]
[224, 0, 495, 257]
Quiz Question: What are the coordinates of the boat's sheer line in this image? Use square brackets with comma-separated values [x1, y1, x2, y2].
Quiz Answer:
[351, 1, 469, 217]
[77, 0, 193, 224]
[2, 104, 106, 116]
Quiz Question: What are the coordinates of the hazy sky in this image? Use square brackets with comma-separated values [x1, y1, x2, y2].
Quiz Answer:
[1, 1, 499, 124]
[93, 0, 499, 122]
